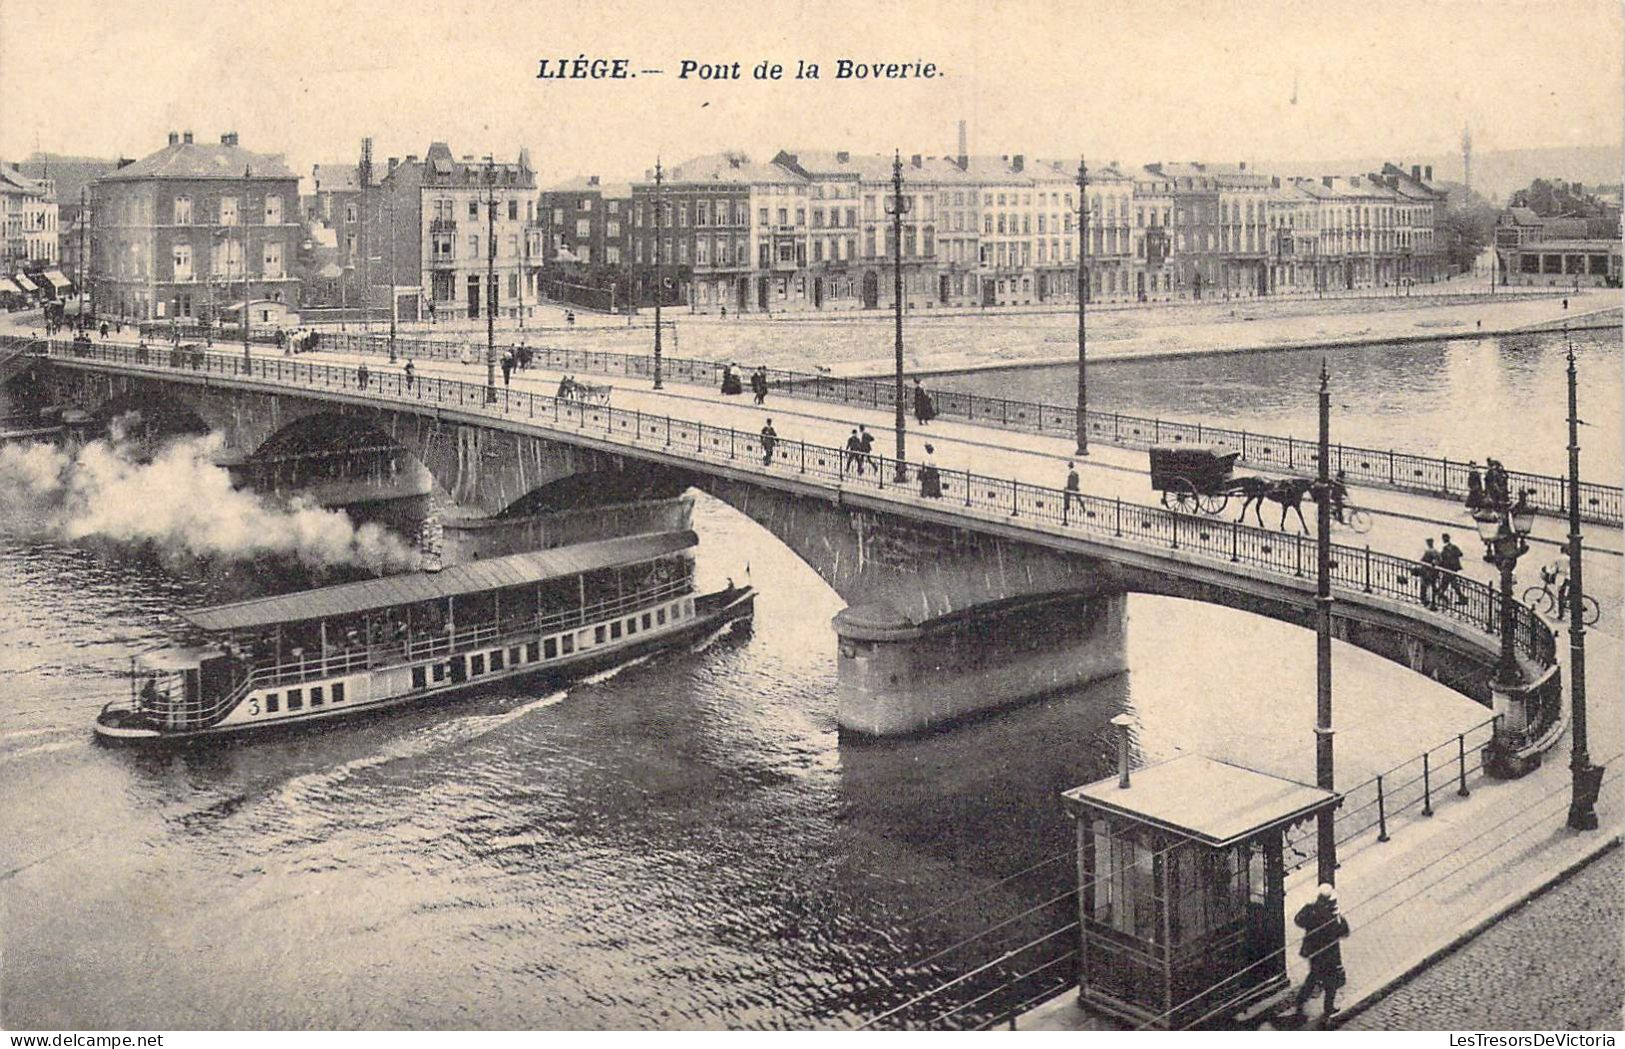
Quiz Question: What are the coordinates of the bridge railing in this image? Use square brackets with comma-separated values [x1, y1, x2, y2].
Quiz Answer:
[23, 336, 1558, 671]
[308, 329, 1623, 527]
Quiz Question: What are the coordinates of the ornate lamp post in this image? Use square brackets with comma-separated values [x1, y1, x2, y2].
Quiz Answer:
[653, 158, 664, 390]
[1312, 361, 1337, 886]
[242, 164, 253, 370]
[1474, 494, 1537, 689]
[884, 151, 911, 480]
[1075, 157, 1089, 456]
[1563, 329, 1603, 829]
[484, 158, 498, 403]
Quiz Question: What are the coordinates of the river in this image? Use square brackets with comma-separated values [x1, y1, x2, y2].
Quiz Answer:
[0, 334, 1540, 1030]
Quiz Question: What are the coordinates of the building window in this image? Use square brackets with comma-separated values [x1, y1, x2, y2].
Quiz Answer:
[263, 242, 283, 278]
[345, 202, 357, 224]
[220, 196, 239, 226]
[265, 195, 283, 225]
[508, 199, 518, 221]
[172, 244, 192, 281]
[173, 196, 192, 224]
[469, 200, 479, 219]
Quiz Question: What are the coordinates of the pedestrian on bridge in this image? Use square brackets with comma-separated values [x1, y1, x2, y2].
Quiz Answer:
[919, 444, 943, 499]
[1063, 461, 1083, 523]
[459, 344, 473, 368]
[760, 419, 777, 466]
[403, 359, 415, 391]
[1291, 884, 1350, 1028]
[845, 429, 865, 476]
[912, 378, 935, 425]
[501, 351, 514, 386]
[357, 361, 369, 389]
[1465, 461, 1485, 511]
[1437, 532, 1467, 605]
[858, 425, 876, 473]
[1418, 537, 1440, 609]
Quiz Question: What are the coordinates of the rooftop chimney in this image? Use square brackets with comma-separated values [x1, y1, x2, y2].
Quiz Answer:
[405, 155, 418, 163]
[1239, 161, 1247, 171]
[182, 131, 193, 144]
[220, 132, 239, 147]
[1424, 165, 1432, 181]
[1412, 164, 1421, 181]
[1012, 154, 1024, 172]
[1110, 713, 1135, 789]
[167, 131, 179, 146]
[1322, 175, 1334, 188]
[837, 150, 850, 163]
[589, 175, 600, 186]
[957, 120, 968, 170]
[462, 154, 474, 162]
[387, 157, 399, 173]
[116, 157, 135, 170]
[911, 154, 922, 168]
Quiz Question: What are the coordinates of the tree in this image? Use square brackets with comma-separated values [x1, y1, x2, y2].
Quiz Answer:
[1438, 200, 1498, 275]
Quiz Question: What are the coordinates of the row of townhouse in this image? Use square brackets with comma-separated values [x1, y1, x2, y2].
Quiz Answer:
[537, 151, 1449, 315]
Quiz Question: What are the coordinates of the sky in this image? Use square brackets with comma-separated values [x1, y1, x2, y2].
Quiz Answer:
[2, 0, 1621, 187]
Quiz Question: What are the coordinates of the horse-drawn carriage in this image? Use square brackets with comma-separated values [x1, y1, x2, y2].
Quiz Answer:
[1149, 445, 1243, 515]
[1149, 444, 1371, 533]
[556, 378, 613, 406]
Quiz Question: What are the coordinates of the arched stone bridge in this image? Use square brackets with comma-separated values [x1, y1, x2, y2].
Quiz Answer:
[10, 340, 1560, 751]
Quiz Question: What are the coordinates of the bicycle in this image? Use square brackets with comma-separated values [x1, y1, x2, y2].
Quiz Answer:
[1522, 565, 1600, 625]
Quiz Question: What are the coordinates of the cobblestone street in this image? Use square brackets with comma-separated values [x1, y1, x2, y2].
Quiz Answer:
[1344, 847, 1624, 1031]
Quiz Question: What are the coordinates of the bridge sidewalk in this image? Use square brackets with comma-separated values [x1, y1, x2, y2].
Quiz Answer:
[1019, 626, 1624, 1031]
[292, 347, 1624, 632]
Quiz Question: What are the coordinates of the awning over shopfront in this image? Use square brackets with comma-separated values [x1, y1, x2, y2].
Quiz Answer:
[0, 277, 21, 296]
[11, 274, 38, 292]
[42, 270, 72, 290]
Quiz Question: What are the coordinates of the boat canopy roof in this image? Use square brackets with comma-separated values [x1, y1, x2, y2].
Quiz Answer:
[137, 645, 227, 671]
[182, 531, 698, 633]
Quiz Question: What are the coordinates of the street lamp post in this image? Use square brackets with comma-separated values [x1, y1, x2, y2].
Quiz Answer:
[884, 151, 911, 481]
[1475, 496, 1536, 690]
[653, 159, 664, 390]
[1075, 157, 1089, 456]
[1313, 361, 1337, 887]
[242, 164, 252, 370]
[77, 186, 87, 322]
[485, 158, 497, 403]
[386, 200, 398, 362]
[1564, 329, 1603, 830]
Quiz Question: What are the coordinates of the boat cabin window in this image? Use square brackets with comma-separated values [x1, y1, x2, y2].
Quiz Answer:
[332, 683, 345, 703]
[641, 613, 652, 630]
[561, 634, 575, 655]
[657, 608, 667, 625]
[266, 692, 280, 713]
[491, 650, 505, 672]
[594, 625, 607, 645]
[412, 667, 427, 690]
[433, 663, 446, 682]
[471, 654, 485, 676]
[508, 646, 521, 666]
[288, 688, 304, 711]
[610, 621, 622, 640]
[310, 686, 324, 707]
[526, 642, 539, 662]
[544, 638, 558, 659]
[626, 617, 637, 635]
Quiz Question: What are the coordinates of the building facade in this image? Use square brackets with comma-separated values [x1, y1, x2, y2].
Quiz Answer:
[375, 142, 539, 321]
[1, 164, 59, 275]
[89, 131, 301, 324]
[1494, 206, 1622, 287]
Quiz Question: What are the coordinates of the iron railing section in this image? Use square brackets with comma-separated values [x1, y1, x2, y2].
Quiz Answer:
[21, 336, 1559, 671]
[303, 329, 1623, 526]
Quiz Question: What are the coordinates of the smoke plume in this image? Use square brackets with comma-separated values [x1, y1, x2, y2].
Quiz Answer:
[0, 426, 419, 572]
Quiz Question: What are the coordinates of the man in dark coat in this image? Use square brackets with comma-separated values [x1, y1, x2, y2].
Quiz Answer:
[1292, 884, 1350, 1026]
[858, 425, 876, 473]
[760, 418, 777, 466]
[1465, 461, 1485, 511]
[845, 428, 865, 476]
[1063, 460, 1082, 523]
[1437, 532, 1467, 605]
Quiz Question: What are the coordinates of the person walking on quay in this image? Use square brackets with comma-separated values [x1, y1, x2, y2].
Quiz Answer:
[357, 361, 369, 389]
[501, 350, 514, 386]
[1418, 537, 1440, 609]
[99, 321, 109, 340]
[912, 378, 935, 425]
[403, 359, 415, 391]
[1437, 532, 1467, 605]
[845, 428, 865, 476]
[858, 425, 876, 473]
[1484, 458, 1509, 510]
[759, 418, 777, 466]
[751, 366, 769, 406]
[919, 443, 943, 499]
[1465, 460, 1485, 511]
[1063, 460, 1083, 523]
[1291, 884, 1351, 1027]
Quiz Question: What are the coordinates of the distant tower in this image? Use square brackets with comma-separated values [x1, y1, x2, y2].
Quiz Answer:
[957, 119, 968, 170]
[1461, 125, 1473, 201]
[359, 137, 373, 311]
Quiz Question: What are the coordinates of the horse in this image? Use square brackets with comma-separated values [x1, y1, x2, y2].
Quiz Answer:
[1233, 476, 1317, 533]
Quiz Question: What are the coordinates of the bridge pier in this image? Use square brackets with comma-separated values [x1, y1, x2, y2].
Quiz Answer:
[834, 592, 1128, 737]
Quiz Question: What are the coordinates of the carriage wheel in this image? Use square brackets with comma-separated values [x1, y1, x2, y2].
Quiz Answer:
[1198, 491, 1229, 515]
[1162, 477, 1200, 514]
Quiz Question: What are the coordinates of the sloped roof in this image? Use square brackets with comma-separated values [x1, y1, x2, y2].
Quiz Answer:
[655, 151, 801, 186]
[102, 140, 296, 181]
[183, 530, 697, 631]
[0, 165, 50, 196]
[17, 154, 119, 202]
[544, 175, 634, 198]
[418, 141, 535, 189]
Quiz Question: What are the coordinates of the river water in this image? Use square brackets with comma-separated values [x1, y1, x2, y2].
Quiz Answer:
[0, 333, 1555, 1030]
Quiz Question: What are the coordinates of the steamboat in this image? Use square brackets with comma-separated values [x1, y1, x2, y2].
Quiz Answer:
[94, 530, 754, 743]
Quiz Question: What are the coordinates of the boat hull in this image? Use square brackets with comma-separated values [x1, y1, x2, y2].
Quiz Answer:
[94, 587, 754, 746]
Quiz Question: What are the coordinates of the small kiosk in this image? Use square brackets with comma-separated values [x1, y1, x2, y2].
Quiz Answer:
[1062, 724, 1338, 1030]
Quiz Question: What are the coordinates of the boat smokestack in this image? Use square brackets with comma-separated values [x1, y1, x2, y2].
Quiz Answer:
[1110, 713, 1135, 788]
